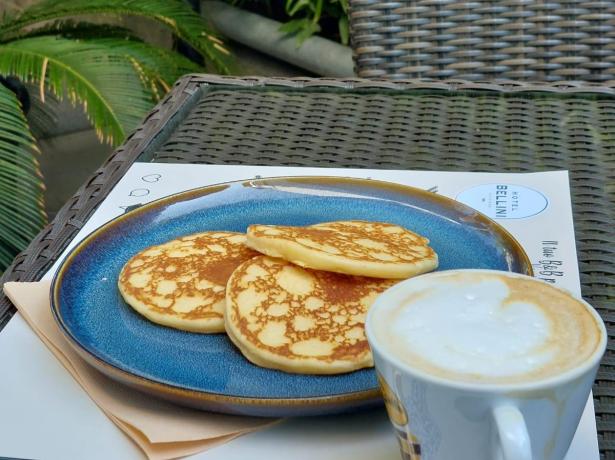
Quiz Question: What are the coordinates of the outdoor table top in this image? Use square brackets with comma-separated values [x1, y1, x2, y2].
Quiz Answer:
[1, 74, 614, 456]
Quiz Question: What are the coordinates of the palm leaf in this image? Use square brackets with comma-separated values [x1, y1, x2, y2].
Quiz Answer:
[0, 0, 231, 73]
[0, 36, 176, 145]
[17, 20, 202, 97]
[6, 19, 136, 41]
[25, 82, 60, 138]
[0, 83, 46, 270]
[93, 37, 202, 97]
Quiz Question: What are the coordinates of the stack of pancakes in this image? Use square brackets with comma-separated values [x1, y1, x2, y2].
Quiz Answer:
[118, 221, 438, 375]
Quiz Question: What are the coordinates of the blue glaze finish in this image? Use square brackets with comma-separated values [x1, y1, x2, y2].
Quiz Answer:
[52, 177, 532, 416]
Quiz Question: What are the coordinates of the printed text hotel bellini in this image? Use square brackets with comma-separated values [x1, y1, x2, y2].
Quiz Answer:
[494, 185, 518, 218]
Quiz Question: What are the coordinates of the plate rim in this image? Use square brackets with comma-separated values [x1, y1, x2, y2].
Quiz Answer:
[50, 175, 533, 410]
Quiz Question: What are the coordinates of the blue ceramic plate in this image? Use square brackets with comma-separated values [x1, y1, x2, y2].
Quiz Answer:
[52, 177, 532, 417]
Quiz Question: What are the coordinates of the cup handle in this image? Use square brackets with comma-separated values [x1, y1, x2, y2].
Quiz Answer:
[493, 405, 532, 460]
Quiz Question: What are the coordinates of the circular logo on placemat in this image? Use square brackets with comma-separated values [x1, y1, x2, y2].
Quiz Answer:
[456, 184, 548, 219]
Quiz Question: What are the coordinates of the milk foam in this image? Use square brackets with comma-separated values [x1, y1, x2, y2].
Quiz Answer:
[392, 279, 551, 377]
[371, 272, 602, 383]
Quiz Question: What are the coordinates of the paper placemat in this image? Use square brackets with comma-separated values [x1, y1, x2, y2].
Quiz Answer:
[0, 163, 597, 460]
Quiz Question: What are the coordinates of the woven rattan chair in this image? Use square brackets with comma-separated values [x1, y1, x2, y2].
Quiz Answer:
[349, 0, 615, 81]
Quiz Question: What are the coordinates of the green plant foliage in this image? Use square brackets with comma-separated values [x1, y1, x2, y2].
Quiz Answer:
[337, 12, 349, 45]
[0, 0, 227, 271]
[0, 84, 45, 269]
[227, 0, 348, 45]
[279, 18, 321, 44]
[283, 0, 348, 45]
[0, 36, 198, 144]
[15, 21, 202, 96]
[0, 0, 231, 73]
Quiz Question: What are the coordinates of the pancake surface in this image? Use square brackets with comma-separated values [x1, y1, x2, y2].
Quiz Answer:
[119, 232, 259, 333]
[246, 220, 438, 279]
[225, 255, 398, 374]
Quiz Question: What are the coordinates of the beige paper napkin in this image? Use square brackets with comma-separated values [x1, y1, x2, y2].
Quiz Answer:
[4, 281, 280, 460]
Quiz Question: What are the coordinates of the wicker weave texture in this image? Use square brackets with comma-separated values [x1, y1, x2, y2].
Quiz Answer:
[349, 0, 615, 81]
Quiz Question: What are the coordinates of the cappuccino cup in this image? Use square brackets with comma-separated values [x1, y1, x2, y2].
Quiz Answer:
[366, 269, 606, 460]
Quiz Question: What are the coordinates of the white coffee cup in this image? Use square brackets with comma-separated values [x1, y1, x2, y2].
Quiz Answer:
[366, 269, 606, 460]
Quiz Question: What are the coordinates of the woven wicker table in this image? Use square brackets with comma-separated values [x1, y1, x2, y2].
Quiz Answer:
[1, 74, 614, 457]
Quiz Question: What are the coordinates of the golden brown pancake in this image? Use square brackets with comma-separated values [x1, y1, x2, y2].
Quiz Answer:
[225, 255, 398, 374]
[118, 232, 259, 333]
[246, 220, 438, 279]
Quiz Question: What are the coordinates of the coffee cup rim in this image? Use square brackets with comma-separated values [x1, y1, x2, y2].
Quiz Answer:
[366, 269, 607, 392]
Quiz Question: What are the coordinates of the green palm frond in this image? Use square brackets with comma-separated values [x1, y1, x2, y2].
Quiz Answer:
[0, 83, 46, 270]
[0, 0, 231, 73]
[94, 37, 202, 97]
[25, 82, 60, 139]
[5, 19, 137, 41]
[12, 20, 202, 96]
[0, 36, 195, 145]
